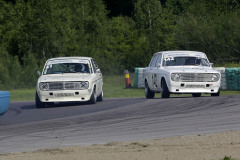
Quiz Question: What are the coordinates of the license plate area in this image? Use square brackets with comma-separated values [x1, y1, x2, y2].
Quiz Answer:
[55, 93, 74, 97]
[185, 84, 205, 88]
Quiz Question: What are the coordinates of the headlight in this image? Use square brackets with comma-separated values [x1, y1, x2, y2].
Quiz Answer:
[75, 81, 89, 89]
[39, 83, 49, 91]
[211, 74, 220, 82]
[171, 73, 181, 82]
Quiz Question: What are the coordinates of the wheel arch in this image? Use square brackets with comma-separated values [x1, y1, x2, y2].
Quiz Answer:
[92, 83, 96, 92]
[161, 76, 171, 92]
[144, 77, 149, 87]
[160, 76, 167, 87]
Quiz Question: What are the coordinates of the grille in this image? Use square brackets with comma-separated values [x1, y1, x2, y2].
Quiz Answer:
[178, 73, 216, 82]
[49, 82, 63, 90]
[47, 82, 87, 90]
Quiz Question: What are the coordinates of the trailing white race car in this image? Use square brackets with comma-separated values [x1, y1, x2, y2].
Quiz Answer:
[144, 51, 221, 98]
[36, 57, 103, 108]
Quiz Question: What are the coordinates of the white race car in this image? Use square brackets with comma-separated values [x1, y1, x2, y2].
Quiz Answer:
[144, 51, 221, 98]
[36, 57, 103, 108]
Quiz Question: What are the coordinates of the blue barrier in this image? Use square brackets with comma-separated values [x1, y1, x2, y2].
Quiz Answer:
[134, 68, 145, 88]
[225, 68, 240, 90]
[0, 91, 10, 116]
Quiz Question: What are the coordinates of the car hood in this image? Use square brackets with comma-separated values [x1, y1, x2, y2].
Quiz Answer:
[38, 74, 94, 82]
[162, 66, 219, 73]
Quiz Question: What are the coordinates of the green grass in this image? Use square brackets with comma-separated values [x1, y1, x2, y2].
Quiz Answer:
[223, 156, 232, 160]
[221, 156, 238, 160]
[9, 89, 36, 102]
[103, 86, 144, 98]
[215, 63, 240, 68]
[7, 74, 240, 102]
[103, 74, 144, 98]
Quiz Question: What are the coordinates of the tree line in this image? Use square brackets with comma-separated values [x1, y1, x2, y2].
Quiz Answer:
[0, 0, 239, 89]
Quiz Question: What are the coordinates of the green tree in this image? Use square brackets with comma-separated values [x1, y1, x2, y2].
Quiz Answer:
[102, 17, 133, 74]
[175, 0, 240, 64]
[134, 0, 177, 55]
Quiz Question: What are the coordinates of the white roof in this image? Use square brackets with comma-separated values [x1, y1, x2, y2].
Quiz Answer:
[158, 51, 205, 54]
[47, 57, 92, 61]
[45, 57, 93, 65]
[156, 51, 207, 58]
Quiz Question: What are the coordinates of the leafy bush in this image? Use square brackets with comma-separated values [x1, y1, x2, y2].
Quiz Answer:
[223, 156, 232, 160]
[0, 0, 239, 89]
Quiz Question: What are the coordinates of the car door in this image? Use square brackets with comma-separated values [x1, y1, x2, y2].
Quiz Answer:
[145, 53, 159, 91]
[91, 59, 103, 95]
[155, 53, 162, 90]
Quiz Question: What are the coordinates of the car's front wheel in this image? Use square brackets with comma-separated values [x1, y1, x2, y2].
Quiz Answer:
[161, 79, 170, 98]
[89, 87, 97, 104]
[145, 81, 155, 99]
[35, 92, 46, 108]
[211, 90, 220, 96]
[97, 91, 103, 102]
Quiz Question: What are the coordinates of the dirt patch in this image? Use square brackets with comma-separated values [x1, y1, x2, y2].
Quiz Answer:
[1, 131, 240, 160]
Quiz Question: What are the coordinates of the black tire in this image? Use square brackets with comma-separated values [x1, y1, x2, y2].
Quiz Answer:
[35, 91, 46, 108]
[192, 93, 201, 97]
[161, 79, 170, 98]
[211, 90, 220, 96]
[97, 91, 103, 102]
[47, 102, 55, 106]
[89, 87, 97, 104]
[145, 81, 155, 99]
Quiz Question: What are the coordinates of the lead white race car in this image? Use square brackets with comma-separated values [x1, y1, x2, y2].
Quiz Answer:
[36, 57, 103, 108]
[144, 51, 221, 98]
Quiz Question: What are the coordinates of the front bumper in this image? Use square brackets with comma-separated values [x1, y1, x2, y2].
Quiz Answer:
[168, 81, 220, 94]
[37, 89, 92, 102]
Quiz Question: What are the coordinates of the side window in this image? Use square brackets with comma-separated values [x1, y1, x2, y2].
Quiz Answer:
[156, 53, 162, 66]
[91, 59, 99, 73]
[149, 54, 159, 67]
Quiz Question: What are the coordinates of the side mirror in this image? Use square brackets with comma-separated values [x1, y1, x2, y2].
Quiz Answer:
[156, 63, 161, 68]
[210, 63, 214, 67]
[37, 71, 41, 76]
[96, 69, 101, 73]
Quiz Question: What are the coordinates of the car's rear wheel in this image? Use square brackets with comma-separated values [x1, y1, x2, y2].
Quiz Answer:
[192, 93, 201, 97]
[211, 90, 220, 96]
[161, 79, 170, 98]
[145, 81, 155, 99]
[97, 91, 103, 102]
[89, 87, 97, 104]
[35, 92, 46, 108]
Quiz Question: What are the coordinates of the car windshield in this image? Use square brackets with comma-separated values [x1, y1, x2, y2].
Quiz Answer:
[43, 62, 92, 75]
[162, 56, 210, 67]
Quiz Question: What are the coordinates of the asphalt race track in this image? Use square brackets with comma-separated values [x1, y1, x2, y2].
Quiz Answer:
[1, 95, 240, 153]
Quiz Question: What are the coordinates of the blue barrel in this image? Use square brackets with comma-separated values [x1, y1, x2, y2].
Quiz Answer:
[0, 91, 10, 116]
